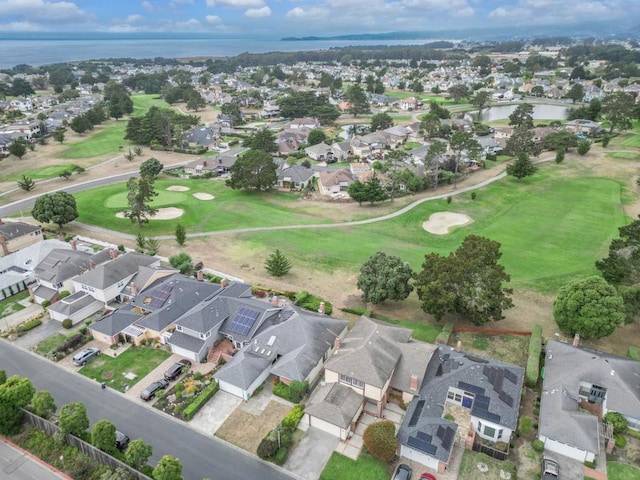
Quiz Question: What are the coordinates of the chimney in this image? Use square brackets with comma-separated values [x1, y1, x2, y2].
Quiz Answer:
[89, 260, 96, 270]
[410, 374, 418, 391]
[455, 340, 462, 352]
[70, 240, 77, 250]
[318, 301, 325, 315]
[271, 295, 278, 307]
[220, 278, 228, 288]
[197, 270, 204, 281]
[334, 336, 341, 350]
[110, 249, 119, 259]
[129, 282, 137, 295]
[0, 236, 9, 256]
[573, 333, 580, 348]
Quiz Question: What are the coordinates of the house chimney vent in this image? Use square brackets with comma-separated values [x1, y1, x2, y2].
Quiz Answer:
[130, 282, 137, 295]
[410, 374, 418, 391]
[197, 270, 204, 281]
[220, 278, 228, 288]
[70, 240, 77, 251]
[455, 340, 462, 352]
[271, 295, 278, 307]
[89, 260, 96, 270]
[334, 336, 341, 350]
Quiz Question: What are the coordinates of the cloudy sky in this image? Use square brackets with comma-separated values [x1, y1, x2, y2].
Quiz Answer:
[0, 0, 636, 36]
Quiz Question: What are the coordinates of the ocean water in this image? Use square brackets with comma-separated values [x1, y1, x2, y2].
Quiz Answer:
[0, 33, 429, 69]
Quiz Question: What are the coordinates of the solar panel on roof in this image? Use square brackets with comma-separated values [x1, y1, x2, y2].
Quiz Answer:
[436, 425, 445, 440]
[458, 381, 485, 396]
[472, 406, 501, 424]
[499, 391, 515, 408]
[228, 307, 260, 336]
[441, 427, 455, 451]
[504, 369, 518, 384]
[475, 394, 490, 409]
[408, 436, 437, 455]
[409, 399, 425, 427]
[416, 431, 432, 443]
[492, 369, 504, 393]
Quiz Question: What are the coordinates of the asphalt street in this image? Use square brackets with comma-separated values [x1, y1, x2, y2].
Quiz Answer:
[0, 341, 295, 480]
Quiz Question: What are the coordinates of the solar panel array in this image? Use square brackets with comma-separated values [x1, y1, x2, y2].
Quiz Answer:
[482, 366, 516, 408]
[149, 283, 173, 308]
[458, 381, 485, 396]
[408, 399, 425, 427]
[228, 307, 260, 336]
[408, 435, 437, 455]
[504, 369, 518, 384]
[436, 425, 455, 451]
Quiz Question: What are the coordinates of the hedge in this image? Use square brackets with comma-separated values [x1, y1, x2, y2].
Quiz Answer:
[17, 318, 42, 334]
[294, 291, 333, 315]
[183, 379, 218, 420]
[340, 306, 367, 316]
[273, 381, 309, 403]
[281, 404, 305, 433]
[435, 322, 454, 345]
[526, 325, 543, 387]
[628, 346, 640, 361]
[55, 333, 85, 354]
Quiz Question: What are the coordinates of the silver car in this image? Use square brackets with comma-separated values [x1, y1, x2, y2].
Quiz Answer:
[72, 347, 100, 366]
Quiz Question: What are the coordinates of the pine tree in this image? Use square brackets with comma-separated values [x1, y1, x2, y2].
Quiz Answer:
[175, 224, 186, 246]
[265, 249, 292, 277]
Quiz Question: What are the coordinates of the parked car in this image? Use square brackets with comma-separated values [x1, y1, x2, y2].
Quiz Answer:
[115, 431, 130, 451]
[542, 457, 560, 480]
[72, 347, 100, 366]
[393, 464, 412, 480]
[420, 474, 436, 480]
[140, 379, 169, 401]
[164, 359, 192, 381]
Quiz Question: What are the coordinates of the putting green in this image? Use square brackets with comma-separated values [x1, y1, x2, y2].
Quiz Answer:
[104, 190, 189, 209]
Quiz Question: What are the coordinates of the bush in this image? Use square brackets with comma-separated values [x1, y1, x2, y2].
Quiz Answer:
[273, 446, 288, 465]
[117, 244, 125, 252]
[526, 325, 543, 387]
[281, 404, 305, 433]
[61, 319, 73, 329]
[340, 306, 367, 315]
[584, 460, 596, 468]
[435, 322, 454, 345]
[519, 415, 532, 435]
[55, 334, 85, 354]
[59, 291, 71, 299]
[257, 434, 278, 459]
[614, 433, 627, 448]
[604, 411, 628, 434]
[532, 439, 544, 452]
[289, 381, 309, 403]
[628, 346, 640, 361]
[446, 195, 452, 204]
[183, 380, 218, 420]
[363, 420, 398, 462]
[17, 318, 42, 333]
[294, 291, 333, 315]
[273, 382, 291, 401]
[41, 300, 51, 308]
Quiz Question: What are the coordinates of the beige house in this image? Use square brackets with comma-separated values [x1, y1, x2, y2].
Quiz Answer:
[0, 220, 43, 257]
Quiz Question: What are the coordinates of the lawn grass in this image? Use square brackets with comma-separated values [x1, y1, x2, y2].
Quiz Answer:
[372, 314, 442, 343]
[319, 452, 389, 480]
[34, 331, 84, 357]
[614, 133, 640, 149]
[61, 122, 130, 159]
[449, 333, 530, 367]
[78, 347, 171, 392]
[404, 141, 423, 150]
[131, 94, 170, 116]
[1, 164, 81, 182]
[458, 450, 517, 480]
[0, 290, 30, 318]
[608, 461, 640, 480]
[608, 152, 638, 160]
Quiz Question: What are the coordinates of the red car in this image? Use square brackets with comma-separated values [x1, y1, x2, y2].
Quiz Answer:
[420, 474, 436, 480]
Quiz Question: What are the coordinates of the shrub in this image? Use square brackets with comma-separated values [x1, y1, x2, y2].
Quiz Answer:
[363, 420, 398, 462]
[257, 434, 278, 459]
[55, 334, 85, 354]
[183, 380, 218, 420]
[471, 192, 477, 200]
[117, 244, 125, 252]
[59, 291, 71, 299]
[273, 382, 290, 401]
[289, 381, 309, 403]
[628, 346, 640, 361]
[532, 439, 544, 452]
[273, 446, 288, 465]
[61, 319, 73, 329]
[294, 291, 333, 315]
[281, 404, 305, 433]
[519, 415, 532, 435]
[17, 318, 42, 333]
[444, 413, 455, 421]
[41, 300, 51, 308]
[584, 460, 596, 469]
[435, 322, 454, 345]
[446, 195, 452, 204]
[604, 411, 628, 434]
[341, 306, 367, 315]
[614, 433, 627, 448]
[526, 325, 543, 387]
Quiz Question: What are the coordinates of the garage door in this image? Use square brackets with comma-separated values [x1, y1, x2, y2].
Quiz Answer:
[400, 445, 439, 470]
[217, 379, 248, 400]
[544, 438, 590, 462]
[309, 415, 343, 439]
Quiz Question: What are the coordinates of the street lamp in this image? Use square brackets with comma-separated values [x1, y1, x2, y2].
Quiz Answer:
[276, 425, 282, 449]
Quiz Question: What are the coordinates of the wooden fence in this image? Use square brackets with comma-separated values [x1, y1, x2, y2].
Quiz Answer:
[452, 326, 532, 336]
[22, 410, 152, 480]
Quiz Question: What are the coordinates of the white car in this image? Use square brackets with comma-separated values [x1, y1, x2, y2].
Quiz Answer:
[72, 347, 100, 366]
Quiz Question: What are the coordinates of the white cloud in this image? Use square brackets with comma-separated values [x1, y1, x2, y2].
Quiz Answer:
[207, 0, 264, 7]
[141, 1, 153, 11]
[452, 6, 474, 17]
[108, 23, 142, 33]
[244, 6, 271, 17]
[0, 0, 92, 23]
[175, 18, 202, 28]
[285, 6, 329, 19]
[205, 14, 222, 24]
[125, 14, 143, 23]
[0, 21, 44, 31]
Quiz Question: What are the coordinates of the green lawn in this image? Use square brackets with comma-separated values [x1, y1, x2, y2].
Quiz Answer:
[613, 133, 640, 149]
[131, 94, 170, 116]
[608, 152, 638, 160]
[608, 461, 640, 480]
[1, 164, 82, 182]
[319, 453, 389, 480]
[372, 314, 441, 343]
[78, 347, 171, 392]
[458, 451, 517, 480]
[61, 122, 130, 159]
[34, 331, 89, 357]
[0, 290, 30, 318]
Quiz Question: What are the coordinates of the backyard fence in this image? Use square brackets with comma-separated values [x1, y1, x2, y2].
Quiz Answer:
[452, 326, 532, 336]
[471, 436, 508, 461]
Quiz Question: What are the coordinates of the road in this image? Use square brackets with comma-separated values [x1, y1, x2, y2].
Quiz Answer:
[0, 440, 68, 480]
[0, 341, 295, 480]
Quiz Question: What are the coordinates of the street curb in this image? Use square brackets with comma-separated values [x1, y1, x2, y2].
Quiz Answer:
[0, 435, 74, 480]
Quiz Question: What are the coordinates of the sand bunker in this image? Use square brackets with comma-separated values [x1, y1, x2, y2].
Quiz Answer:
[422, 212, 473, 235]
[193, 193, 214, 200]
[167, 185, 190, 191]
[116, 207, 184, 220]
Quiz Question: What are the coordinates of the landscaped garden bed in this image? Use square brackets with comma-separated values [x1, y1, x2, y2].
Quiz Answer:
[34, 328, 93, 360]
[153, 370, 218, 420]
[0, 290, 29, 318]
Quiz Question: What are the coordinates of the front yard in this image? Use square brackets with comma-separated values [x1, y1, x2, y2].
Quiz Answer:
[458, 450, 517, 480]
[78, 346, 171, 392]
[34, 329, 93, 359]
[608, 461, 640, 480]
[319, 452, 389, 480]
[0, 290, 29, 317]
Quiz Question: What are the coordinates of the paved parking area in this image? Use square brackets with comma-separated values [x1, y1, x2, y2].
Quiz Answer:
[191, 390, 243, 435]
[285, 427, 338, 480]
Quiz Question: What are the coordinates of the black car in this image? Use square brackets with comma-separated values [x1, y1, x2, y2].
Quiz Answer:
[115, 431, 130, 451]
[140, 379, 169, 401]
[393, 464, 412, 480]
[164, 359, 192, 381]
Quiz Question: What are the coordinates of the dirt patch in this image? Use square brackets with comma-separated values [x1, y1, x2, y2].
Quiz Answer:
[422, 212, 473, 234]
[167, 185, 190, 192]
[115, 207, 184, 220]
[215, 400, 290, 454]
[448, 332, 530, 367]
[193, 192, 214, 200]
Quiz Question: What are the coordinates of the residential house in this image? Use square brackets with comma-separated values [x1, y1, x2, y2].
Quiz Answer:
[317, 169, 354, 196]
[397, 344, 524, 472]
[397, 97, 420, 111]
[538, 339, 640, 462]
[305, 142, 339, 162]
[0, 219, 43, 257]
[9, 98, 34, 112]
[276, 164, 316, 190]
[209, 147, 250, 176]
[566, 119, 604, 136]
[260, 103, 280, 119]
[182, 125, 221, 151]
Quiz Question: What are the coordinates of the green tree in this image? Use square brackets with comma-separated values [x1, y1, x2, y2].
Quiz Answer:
[53, 129, 65, 144]
[420, 112, 441, 139]
[92, 419, 117, 454]
[58, 402, 89, 437]
[370, 112, 393, 132]
[555, 148, 565, 164]
[0, 376, 35, 435]
[472, 55, 492, 76]
[307, 129, 327, 146]
[100, 467, 135, 480]
[414, 235, 514, 325]
[31, 191, 79, 229]
[424, 139, 447, 189]
[603, 412, 628, 434]
[9, 78, 35, 96]
[124, 176, 158, 227]
[508, 103, 535, 129]
[553, 276, 624, 339]
[577, 139, 591, 155]
[505, 125, 542, 158]
[471, 90, 491, 113]
[264, 249, 292, 276]
[596, 219, 640, 286]
[17, 174, 35, 192]
[363, 420, 398, 462]
[543, 130, 578, 151]
[153, 455, 183, 480]
[140, 157, 164, 179]
[9, 137, 28, 159]
[603, 91, 635, 133]
[175, 224, 186, 246]
[345, 85, 370, 117]
[0, 370, 6, 385]
[448, 83, 469, 103]
[506, 152, 538, 181]
[411, 79, 424, 93]
[124, 438, 154, 470]
[29, 390, 57, 420]
[59, 170, 72, 180]
[186, 91, 207, 112]
[347, 180, 368, 205]
[226, 149, 277, 191]
[530, 85, 544, 97]
[169, 252, 193, 275]
[357, 252, 413, 304]
[246, 128, 276, 153]
[450, 131, 483, 188]
[566, 83, 584, 103]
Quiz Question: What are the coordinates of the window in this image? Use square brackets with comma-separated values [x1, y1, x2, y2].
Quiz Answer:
[340, 374, 365, 389]
[483, 424, 496, 438]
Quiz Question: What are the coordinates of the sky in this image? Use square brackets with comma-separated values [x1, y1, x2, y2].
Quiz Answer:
[0, 0, 637, 37]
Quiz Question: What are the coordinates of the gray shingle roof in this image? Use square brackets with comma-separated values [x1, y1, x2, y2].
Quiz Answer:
[0, 221, 40, 240]
[306, 383, 363, 429]
[397, 413, 458, 463]
[167, 330, 206, 353]
[539, 340, 640, 455]
[90, 306, 143, 337]
[48, 291, 101, 317]
[74, 252, 158, 289]
[214, 349, 271, 389]
[34, 249, 94, 283]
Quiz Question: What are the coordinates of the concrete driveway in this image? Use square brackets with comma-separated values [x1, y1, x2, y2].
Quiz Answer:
[285, 427, 339, 480]
[191, 390, 243, 435]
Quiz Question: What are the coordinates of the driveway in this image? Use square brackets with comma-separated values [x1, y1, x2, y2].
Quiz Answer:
[191, 390, 243, 435]
[10, 315, 63, 351]
[285, 427, 339, 480]
[1, 303, 44, 332]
